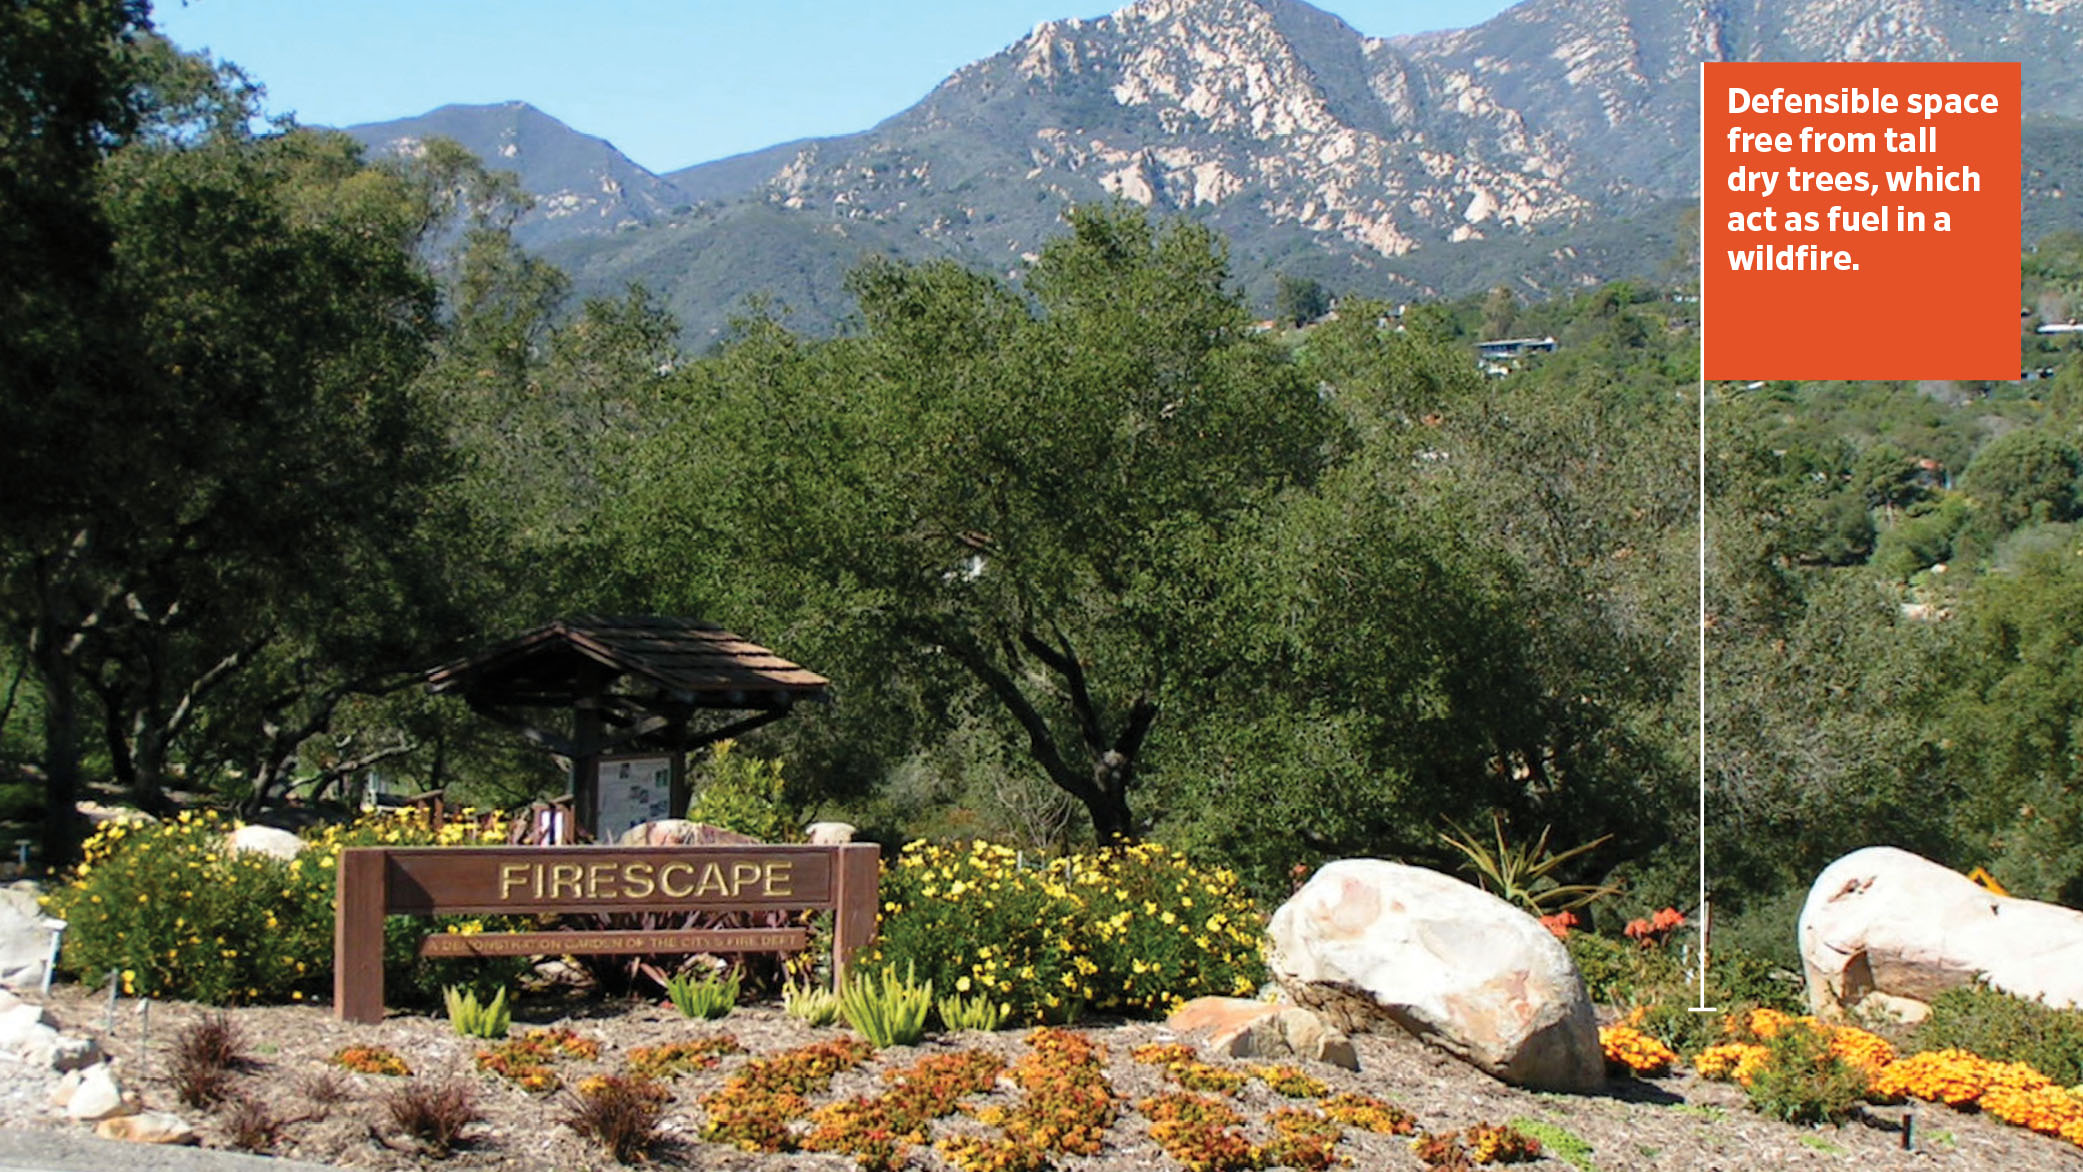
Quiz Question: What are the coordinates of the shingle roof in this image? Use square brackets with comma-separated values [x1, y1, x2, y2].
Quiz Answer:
[425, 616, 829, 709]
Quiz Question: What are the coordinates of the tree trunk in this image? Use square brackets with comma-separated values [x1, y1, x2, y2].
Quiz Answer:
[35, 649, 86, 871]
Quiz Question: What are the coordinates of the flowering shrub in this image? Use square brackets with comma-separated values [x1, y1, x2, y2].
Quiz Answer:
[331, 1044, 411, 1076]
[1916, 982, 2083, 1087]
[941, 1028, 1119, 1168]
[1598, 1025, 1677, 1076]
[474, 1027, 601, 1094]
[873, 840, 1264, 1023]
[1623, 907, 1685, 948]
[627, 1035, 745, 1080]
[44, 807, 518, 1005]
[699, 1037, 877, 1151]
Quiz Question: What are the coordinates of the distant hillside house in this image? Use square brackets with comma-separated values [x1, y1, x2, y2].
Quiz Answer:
[2038, 322, 2083, 334]
[1477, 336, 1558, 361]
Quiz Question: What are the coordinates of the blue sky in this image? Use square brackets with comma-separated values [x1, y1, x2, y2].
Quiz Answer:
[152, 0, 1519, 175]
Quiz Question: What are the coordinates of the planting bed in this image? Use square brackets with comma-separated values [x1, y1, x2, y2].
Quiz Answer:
[10, 983, 2082, 1171]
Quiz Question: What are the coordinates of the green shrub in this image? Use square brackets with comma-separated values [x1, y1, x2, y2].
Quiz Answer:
[1740, 1022, 1869, 1125]
[44, 807, 526, 1005]
[840, 963, 933, 1047]
[444, 985, 511, 1038]
[686, 740, 798, 842]
[664, 969, 740, 1020]
[871, 839, 1264, 1024]
[1915, 982, 2083, 1086]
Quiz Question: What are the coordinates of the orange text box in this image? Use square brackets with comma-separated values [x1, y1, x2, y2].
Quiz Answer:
[1702, 62, 2019, 380]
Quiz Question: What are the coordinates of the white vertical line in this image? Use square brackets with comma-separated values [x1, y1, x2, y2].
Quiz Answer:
[1695, 64, 1716, 1013]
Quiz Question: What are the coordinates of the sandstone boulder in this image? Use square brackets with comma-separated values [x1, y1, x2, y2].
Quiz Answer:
[617, 820, 759, 846]
[96, 1111, 196, 1144]
[1267, 859, 1603, 1092]
[1800, 846, 2083, 1022]
[1166, 996, 1359, 1070]
[65, 1063, 133, 1121]
[226, 824, 306, 861]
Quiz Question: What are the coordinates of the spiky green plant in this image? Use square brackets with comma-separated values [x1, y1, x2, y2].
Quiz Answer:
[443, 986, 510, 1039]
[839, 963, 934, 1047]
[1439, 814, 1618, 916]
[783, 979, 843, 1027]
[935, 991, 1009, 1032]
[664, 969, 740, 1020]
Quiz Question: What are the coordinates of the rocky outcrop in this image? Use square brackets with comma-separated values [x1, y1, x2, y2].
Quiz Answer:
[1267, 859, 1603, 1092]
[1800, 845, 2083, 1022]
[0, 883, 63, 990]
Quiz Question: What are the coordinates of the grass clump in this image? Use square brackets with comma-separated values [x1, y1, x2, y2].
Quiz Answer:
[443, 985, 510, 1038]
[222, 1096, 284, 1153]
[563, 1073, 671, 1164]
[1915, 981, 2083, 1086]
[382, 1079, 484, 1157]
[171, 1013, 251, 1108]
[665, 968, 740, 1020]
[841, 963, 934, 1047]
[1509, 1118, 1598, 1170]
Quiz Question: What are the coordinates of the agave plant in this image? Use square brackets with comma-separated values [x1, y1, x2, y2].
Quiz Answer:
[1439, 813, 1618, 916]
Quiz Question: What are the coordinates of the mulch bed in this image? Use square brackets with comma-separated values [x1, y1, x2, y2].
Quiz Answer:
[13, 982, 2083, 1171]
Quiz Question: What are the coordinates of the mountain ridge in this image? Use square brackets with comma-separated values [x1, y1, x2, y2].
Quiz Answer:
[338, 0, 2083, 339]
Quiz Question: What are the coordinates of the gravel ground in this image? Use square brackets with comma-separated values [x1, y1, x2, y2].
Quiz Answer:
[6, 983, 2083, 1172]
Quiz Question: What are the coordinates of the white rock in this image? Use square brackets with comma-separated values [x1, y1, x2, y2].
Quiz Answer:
[804, 821, 857, 845]
[65, 1063, 132, 1121]
[96, 1110, 196, 1144]
[226, 824, 306, 861]
[0, 883, 64, 990]
[1267, 859, 1604, 1092]
[0, 1000, 60, 1067]
[1800, 846, 2083, 1022]
[50, 1065, 86, 1108]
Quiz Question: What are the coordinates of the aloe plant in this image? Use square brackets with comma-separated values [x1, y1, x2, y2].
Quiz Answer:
[935, 991, 1009, 1033]
[664, 969, 739, 1020]
[782, 979, 843, 1027]
[839, 964, 934, 1047]
[1439, 814, 1618, 917]
[443, 985, 510, 1039]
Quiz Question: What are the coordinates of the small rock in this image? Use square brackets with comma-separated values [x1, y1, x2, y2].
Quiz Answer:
[50, 1034, 102, 1073]
[96, 1111, 196, 1145]
[226, 824, 306, 861]
[65, 1063, 133, 1122]
[805, 821, 857, 845]
[49, 1066, 85, 1108]
[0, 1000, 59, 1066]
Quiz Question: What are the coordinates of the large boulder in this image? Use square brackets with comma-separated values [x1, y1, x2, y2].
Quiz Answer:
[1267, 859, 1603, 1092]
[226, 824, 306, 861]
[617, 820, 760, 847]
[1800, 846, 2083, 1022]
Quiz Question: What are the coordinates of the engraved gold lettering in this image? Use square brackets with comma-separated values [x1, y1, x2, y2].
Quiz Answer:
[585, 862, 615, 899]
[731, 862, 762, 893]
[499, 864, 529, 900]
[621, 861, 655, 899]
[550, 863, 583, 898]
[695, 862, 729, 896]
[764, 860, 793, 896]
[659, 862, 695, 898]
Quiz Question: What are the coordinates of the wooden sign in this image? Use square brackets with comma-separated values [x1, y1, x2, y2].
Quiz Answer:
[334, 843, 878, 1022]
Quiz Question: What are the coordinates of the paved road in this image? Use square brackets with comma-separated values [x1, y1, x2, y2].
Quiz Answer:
[0, 1129, 340, 1172]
